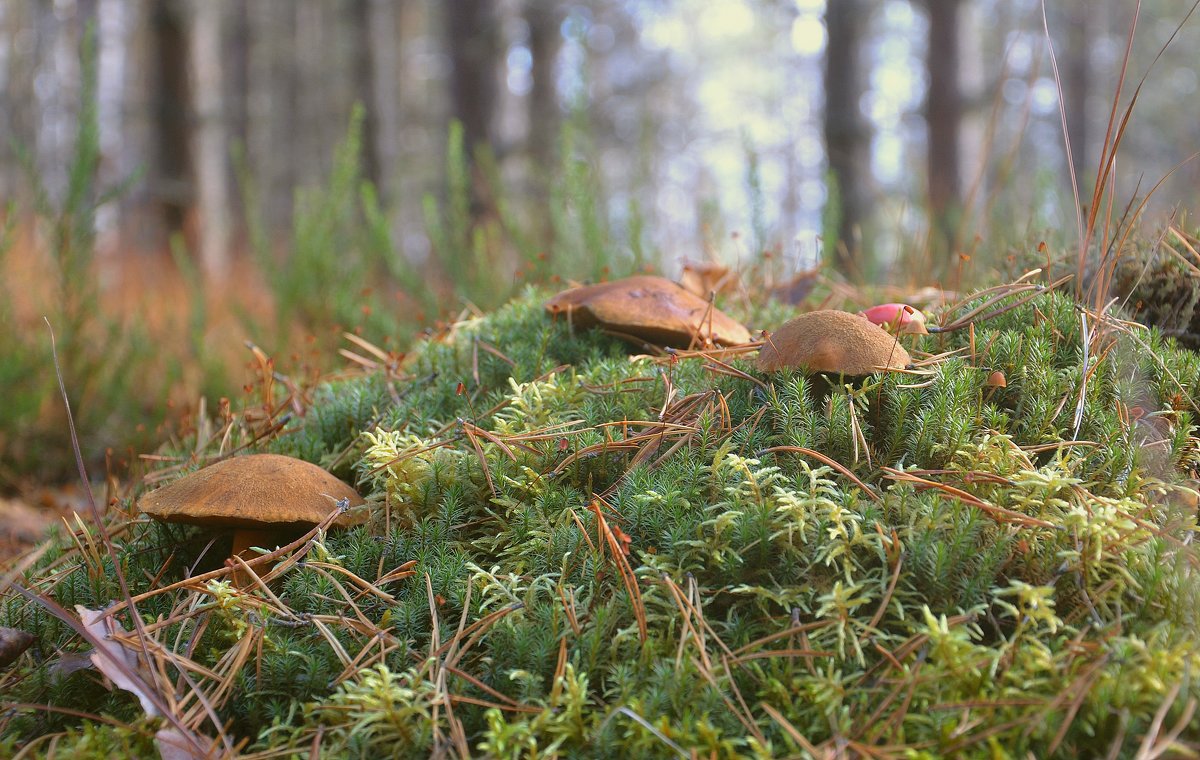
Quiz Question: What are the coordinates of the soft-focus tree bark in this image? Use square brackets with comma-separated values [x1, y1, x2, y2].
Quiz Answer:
[225, 1, 250, 151]
[364, 0, 401, 204]
[823, 0, 872, 281]
[350, 0, 381, 190]
[525, 0, 563, 245]
[189, 0, 231, 282]
[151, 0, 190, 235]
[445, 0, 500, 158]
[924, 0, 962, 258]
[526, 0, 563, 174]
[1062, 0, 1090, 192]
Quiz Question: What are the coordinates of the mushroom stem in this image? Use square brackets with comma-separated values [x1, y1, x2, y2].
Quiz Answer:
[230, 528, 281, 586]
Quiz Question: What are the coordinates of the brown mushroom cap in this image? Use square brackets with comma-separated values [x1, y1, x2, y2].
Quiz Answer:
[757, 310, 911, 375]
[139, 454, 366, 530]
[545, 275, 751, 347]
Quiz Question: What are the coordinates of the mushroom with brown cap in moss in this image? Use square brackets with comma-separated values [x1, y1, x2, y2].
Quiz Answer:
[757, 310, 911, 375]
[139, 454, 366, 582]
[545, 275, 751, 348]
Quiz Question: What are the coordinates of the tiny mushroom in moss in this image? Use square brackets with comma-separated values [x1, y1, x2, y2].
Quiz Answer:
[860, 303, 928, 335]
[545, 275, 751, 348]
[757, 310, 911, 375]
[985, 370, 1007, 388]
[139, 454, 366, 581]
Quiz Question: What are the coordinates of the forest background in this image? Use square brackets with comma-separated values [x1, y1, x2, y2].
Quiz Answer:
[0, 0, 1198, 494]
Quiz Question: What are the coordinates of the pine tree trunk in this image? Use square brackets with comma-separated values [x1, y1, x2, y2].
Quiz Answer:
[925, 0, 962, 258]
[823, 0, 871, 280]
[189, 0, 231, 282]
[350, 0, 382, 192]
[151, 0, 190, 236]
[1062, 0, 1090, 192]
[445, 0, 499, 158]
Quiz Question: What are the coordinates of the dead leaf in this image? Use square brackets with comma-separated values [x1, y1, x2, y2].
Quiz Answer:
[769, 267, 819, 305]
[156, 727, 214, 760]
[76, 605, 161, 717]
[49, 651, 95, 680]
[0, 626, 34, 668]
[679, 260, 738, 297]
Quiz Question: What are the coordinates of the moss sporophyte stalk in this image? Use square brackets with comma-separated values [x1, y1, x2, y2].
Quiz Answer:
[2, 282, 1199, 758]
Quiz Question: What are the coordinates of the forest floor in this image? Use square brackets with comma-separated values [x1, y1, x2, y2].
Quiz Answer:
[1, 234, 283, 558]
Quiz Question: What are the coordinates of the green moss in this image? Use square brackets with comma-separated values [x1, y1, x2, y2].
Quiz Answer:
[3, 286, 1198, 757]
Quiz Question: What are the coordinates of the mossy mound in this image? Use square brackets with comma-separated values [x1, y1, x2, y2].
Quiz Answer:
[3, 286, 1199, 758]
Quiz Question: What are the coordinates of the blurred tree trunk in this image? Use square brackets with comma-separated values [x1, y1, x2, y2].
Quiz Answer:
[362, 0, 401, 204]
[350, 0, 382, 190]
[189, 0, 231, 282]
[445, 0, 500, 159]
[823, 0, 871, 281]
[225, 1, 250, 151]
[1062, 0, 1090, 192]
[525, 0, 563, 243]
[924, 0, 962, 258]
[151, 0, 190, 235]
[247, 0, 297, 230]
[526, 0, 563, 173]
[0, 3, 38, 202]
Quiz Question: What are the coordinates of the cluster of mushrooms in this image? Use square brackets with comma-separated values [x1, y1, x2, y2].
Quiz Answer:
[136, 274, 928, 580]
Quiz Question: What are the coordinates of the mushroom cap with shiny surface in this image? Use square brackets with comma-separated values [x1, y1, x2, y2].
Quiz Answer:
[544, 275, 751, 347]
[860, 303, 928, 335]
[139, 454, 366, 530]
[756, 310, 911, 375]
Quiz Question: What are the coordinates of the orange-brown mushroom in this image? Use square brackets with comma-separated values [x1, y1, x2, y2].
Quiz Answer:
[139, 454, 366, 582]
[757, 310, 911, 375]
[545, 275, 751, 348]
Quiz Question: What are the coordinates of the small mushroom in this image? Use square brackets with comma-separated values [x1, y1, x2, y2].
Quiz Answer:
[757, 310, 911, 375]
[545, 275, 751, 348]
[860, 303, 928, 335]
[139, 454, 366, 581]
[985, 370, 1007, 389]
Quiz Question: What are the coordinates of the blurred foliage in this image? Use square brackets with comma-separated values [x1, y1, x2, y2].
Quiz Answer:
[0, 30, 159, 484]
[0, 39, 654, 484]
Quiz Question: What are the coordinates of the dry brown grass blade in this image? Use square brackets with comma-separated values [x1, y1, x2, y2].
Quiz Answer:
[588, 497, 647, 642]
[30, 321, 224, 756]
[881, 467, 1060, 529]
[762, 446, 882, 502]
[642, 341, 765, 364]
[366, 439, 454, 477]
[547, 437, 641, 477]
[432, 603, 523, 664]
[1068, 0, 1200, 311]
[931, 275, 1072, 334]
[460, 420, 522, 461]
[725, 648, 836, 667]
[861, 525, 903, 643]
[1135, 683, 1197, 760]
[759, 701, 823, 757]
[443, 665, 532, 711]
[377, 559, 419, 585]
[660, 573, 713, 672]
[99, 506, 347, 618]
[337, 348, 380, 370]
[731, 620, 832, 659]
[460, 423, 498, 498]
